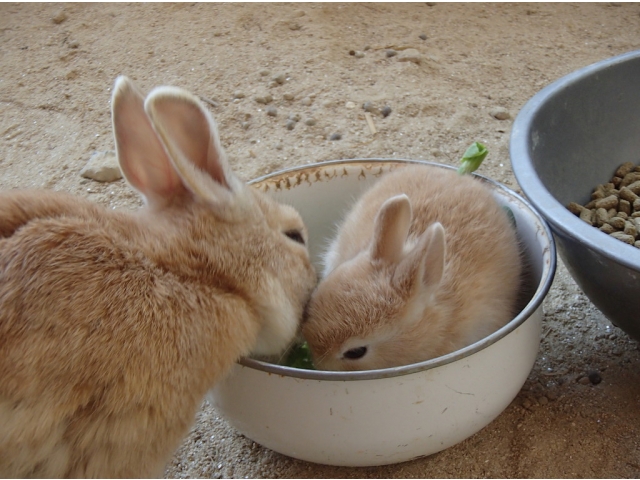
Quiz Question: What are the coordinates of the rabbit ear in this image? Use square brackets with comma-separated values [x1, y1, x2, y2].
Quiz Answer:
[416, 222, 446, 290]
[111, 76, 186, 207]
[370, 194, 412, 264]
[143, 86, 243, 207]
[393, 222, 446, 296]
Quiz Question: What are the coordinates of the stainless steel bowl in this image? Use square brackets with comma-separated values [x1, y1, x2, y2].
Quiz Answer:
[210, 159, 556, 467]
[510, 50, 640, 341]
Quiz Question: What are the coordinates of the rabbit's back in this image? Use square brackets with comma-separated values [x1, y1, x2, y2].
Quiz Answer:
[0, 208, 259, 477]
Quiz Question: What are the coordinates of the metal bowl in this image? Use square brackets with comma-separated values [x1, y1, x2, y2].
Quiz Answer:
[210, 159, 556, 467]
[510, 50, 640, 341]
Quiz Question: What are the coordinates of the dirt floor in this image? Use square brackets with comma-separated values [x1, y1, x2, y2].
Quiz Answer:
[1, 2, 640, 478]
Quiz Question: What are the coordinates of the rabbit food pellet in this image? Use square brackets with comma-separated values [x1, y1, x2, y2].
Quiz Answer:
[567, 161, 640, 249]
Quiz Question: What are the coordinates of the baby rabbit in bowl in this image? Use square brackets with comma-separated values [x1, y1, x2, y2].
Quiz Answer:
[0, 77, 316, 477]
[303, 165, 522, 371]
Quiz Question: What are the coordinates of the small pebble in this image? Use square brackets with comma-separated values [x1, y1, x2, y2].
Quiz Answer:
[233, 91, 245, 99]
[538, 396, 549, 406]
[386, 49, 398, 58]
[52, 10, 67, 24]
[345, 101, 356, 109]
[419, 33, 427, 40]
[490, 107, 511, 120]
[80, 151, 122, 183]
[241, 121, 250, 130]
[546, 390, 559, 401]
[304, 118, 317, 126]
[288, 113, 301, 122]
[354, 51, 365, 58]
[397, 48, 423, 64]
[587, 371, 602, 385]
[288, 22, 302, 31]
[254, 93, 274, 105]
[363, 101, 375, 112]
[283, 93, 295, 101]
[273, 73, 286, 85]
[285, 119, 296, 130]
[259, 70, 270, 77]
[329, 133, 342, 141]
[381, 105, 392, 117]
[577, 376, 591, 385]
[301, 97, 313, 106]
[266, 106, 278, 117]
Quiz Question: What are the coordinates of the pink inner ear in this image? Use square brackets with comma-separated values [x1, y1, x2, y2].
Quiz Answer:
[420, 223, 446, 289]
[206, 139, 229, 189]
[147, 94, 232, 193]
[371, 195, 412, 264]
[112, 77, 185, 205]
[392, 222, 446, 295]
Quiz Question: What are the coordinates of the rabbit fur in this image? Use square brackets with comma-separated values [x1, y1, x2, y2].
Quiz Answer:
[0, 76, 316, 478]
[302, 165, 522, 371]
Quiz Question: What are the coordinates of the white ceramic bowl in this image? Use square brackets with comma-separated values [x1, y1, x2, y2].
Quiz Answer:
[210, 159, 556, 467]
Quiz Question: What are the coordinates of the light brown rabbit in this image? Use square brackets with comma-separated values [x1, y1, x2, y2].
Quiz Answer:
[0, 77, 316, 478]
[302, 165, 522, 371]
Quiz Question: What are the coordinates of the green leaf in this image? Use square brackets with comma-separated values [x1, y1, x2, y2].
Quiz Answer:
[457, 141, 488, 175]
[282, 341, 316, 370]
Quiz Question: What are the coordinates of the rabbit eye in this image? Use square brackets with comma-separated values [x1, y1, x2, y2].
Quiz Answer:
[284, 229, 305, 245]
[343, 346, 368, 360]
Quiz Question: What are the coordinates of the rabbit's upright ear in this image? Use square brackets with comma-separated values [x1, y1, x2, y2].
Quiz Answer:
[370, 194, 412, 265]
[111, 76, 186, 207]
[144, 86, 244, 209]
[393, 222, 446, 298]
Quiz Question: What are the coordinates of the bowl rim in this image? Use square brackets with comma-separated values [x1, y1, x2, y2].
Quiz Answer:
[241, 158, 557, 381]
[510, 49, 640, 271]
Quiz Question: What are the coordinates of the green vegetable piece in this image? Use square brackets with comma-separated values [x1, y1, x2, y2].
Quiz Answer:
[282, 341, 316, 370]
[457, 141, 488, 175]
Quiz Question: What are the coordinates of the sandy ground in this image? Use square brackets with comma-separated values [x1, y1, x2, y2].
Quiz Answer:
[1, 2, 640, 478]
